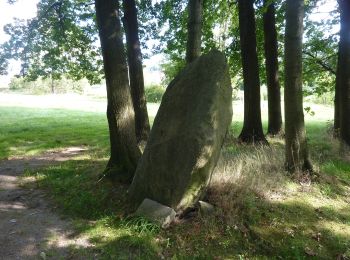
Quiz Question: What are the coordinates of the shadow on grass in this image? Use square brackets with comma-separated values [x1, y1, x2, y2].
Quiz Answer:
[153, 187, 350, 259]
[15, 157, 161, 259]
[2, 152, 349, 259]
[32, 157, 349, 259]
[0, 154, 162, 259]
[35, 138, 349, 259]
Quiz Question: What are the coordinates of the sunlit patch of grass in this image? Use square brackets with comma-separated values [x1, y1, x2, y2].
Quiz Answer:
[209, 145, 288, 216]
[0, 106, 109, 160]
[77, 216, 161, 259]
[322, 160, 350, 183]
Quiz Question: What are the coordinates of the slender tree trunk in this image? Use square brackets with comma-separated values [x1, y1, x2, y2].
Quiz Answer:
[50, 76, 55, 94]
[337, 0, 350, 149]
[122, 0, 150, 144]
[95, 0, 141, 183]
[186, 0, 203, 63]
[334, 55, 341, 137]
[284, 0, 312, 172]
[263, 0, 282, 136]
[238, 0, 267, 144]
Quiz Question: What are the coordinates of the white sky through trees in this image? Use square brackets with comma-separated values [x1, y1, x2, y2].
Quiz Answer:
[0, 0, 38, 44]
[0, 0, 38, 85]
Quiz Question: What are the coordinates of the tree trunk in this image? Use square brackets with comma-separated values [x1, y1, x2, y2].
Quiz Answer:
[51, 76, 55, 94]
[186, 0, 203, 63]
[337, 0, 350, 149]
[122, 0, 150, 144]
[238, 0, 267, 144]
[95, 0, 141, 183]
[334, 55, 341, 137]
[263, 0, 282, 136]
[284, 0, 312, 172]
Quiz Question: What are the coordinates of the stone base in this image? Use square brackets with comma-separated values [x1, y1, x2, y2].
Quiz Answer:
[135, 199, 176, 228]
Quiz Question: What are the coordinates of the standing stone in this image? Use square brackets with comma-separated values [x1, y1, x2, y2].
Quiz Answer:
[129, 50, 232, 212]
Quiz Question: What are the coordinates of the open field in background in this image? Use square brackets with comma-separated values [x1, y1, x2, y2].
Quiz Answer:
[0, 91, 334, 119]
[0, 92, 349, 259]
[0, 92, 160, 116]
[0, 92, 334, 160]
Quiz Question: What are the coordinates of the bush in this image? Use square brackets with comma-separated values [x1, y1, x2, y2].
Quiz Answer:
[145, 85, 165, 103]
[9, 76, 89, 94]
[305, 92, 334, 105]
[160, 58, 185, 86]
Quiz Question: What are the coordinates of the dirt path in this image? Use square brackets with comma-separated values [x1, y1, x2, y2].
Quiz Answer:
[0, 147, 91, 260]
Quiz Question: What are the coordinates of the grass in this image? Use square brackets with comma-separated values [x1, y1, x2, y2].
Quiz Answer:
[1, 97, 350, 259]
[0, 106, 110, 160]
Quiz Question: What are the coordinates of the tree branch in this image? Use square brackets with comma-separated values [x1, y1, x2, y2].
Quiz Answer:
[303, 51, 336, 75]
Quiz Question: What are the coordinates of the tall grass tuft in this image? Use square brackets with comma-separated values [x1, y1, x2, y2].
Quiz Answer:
[208, 144, 288, 224]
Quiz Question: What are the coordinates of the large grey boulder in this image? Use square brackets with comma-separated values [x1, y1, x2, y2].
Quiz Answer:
[129, 50, 232, 212]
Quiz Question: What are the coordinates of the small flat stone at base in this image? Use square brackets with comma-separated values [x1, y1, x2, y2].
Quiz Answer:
[198, 201, 215, 215]
[135, 199, 176, 228]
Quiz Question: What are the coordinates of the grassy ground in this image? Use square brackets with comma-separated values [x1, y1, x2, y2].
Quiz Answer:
[1, 96, 349, 259]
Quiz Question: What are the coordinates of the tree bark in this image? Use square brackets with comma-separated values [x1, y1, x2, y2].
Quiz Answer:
[334, 54, 341, 137]
[263, 0, 282, 136]
[122, 0, 150, 144]
[284, 0, 312, 172]
[238, 0, 267, 144]
[337, 0, 350, 149]
[95, 0, 141, 183]
[186, 0, 203, 63]
[50, 76, 55, 94]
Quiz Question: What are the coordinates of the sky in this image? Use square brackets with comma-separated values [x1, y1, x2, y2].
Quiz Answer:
[0, 0, 38, 44]
[0, 0, 38, 86]
[0, 0, 339, 87]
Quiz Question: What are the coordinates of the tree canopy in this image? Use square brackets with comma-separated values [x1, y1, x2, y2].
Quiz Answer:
[2, 0, 102, 83]
[1, 0, 340, 95]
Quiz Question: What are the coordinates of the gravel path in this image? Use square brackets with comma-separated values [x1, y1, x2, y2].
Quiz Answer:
[0, 148, 91, 260]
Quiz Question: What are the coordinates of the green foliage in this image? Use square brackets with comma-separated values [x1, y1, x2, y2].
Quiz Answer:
[303, 2, 339, 96]
[141, 0, 239, 81]
[3, 0, 340, 100]
[304, 106, 316, 116]
[322, 160, 350, 183]
[2, 0, 103, 84]
[160, 58, 185, 86]
[0, 46, 9, 75]
[121, 217, 160, 235]
[9, 76, 89, 94]
[145, 85, 165, 103]
[139, 0, 339, 99]
[305, 91, 335, 105]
